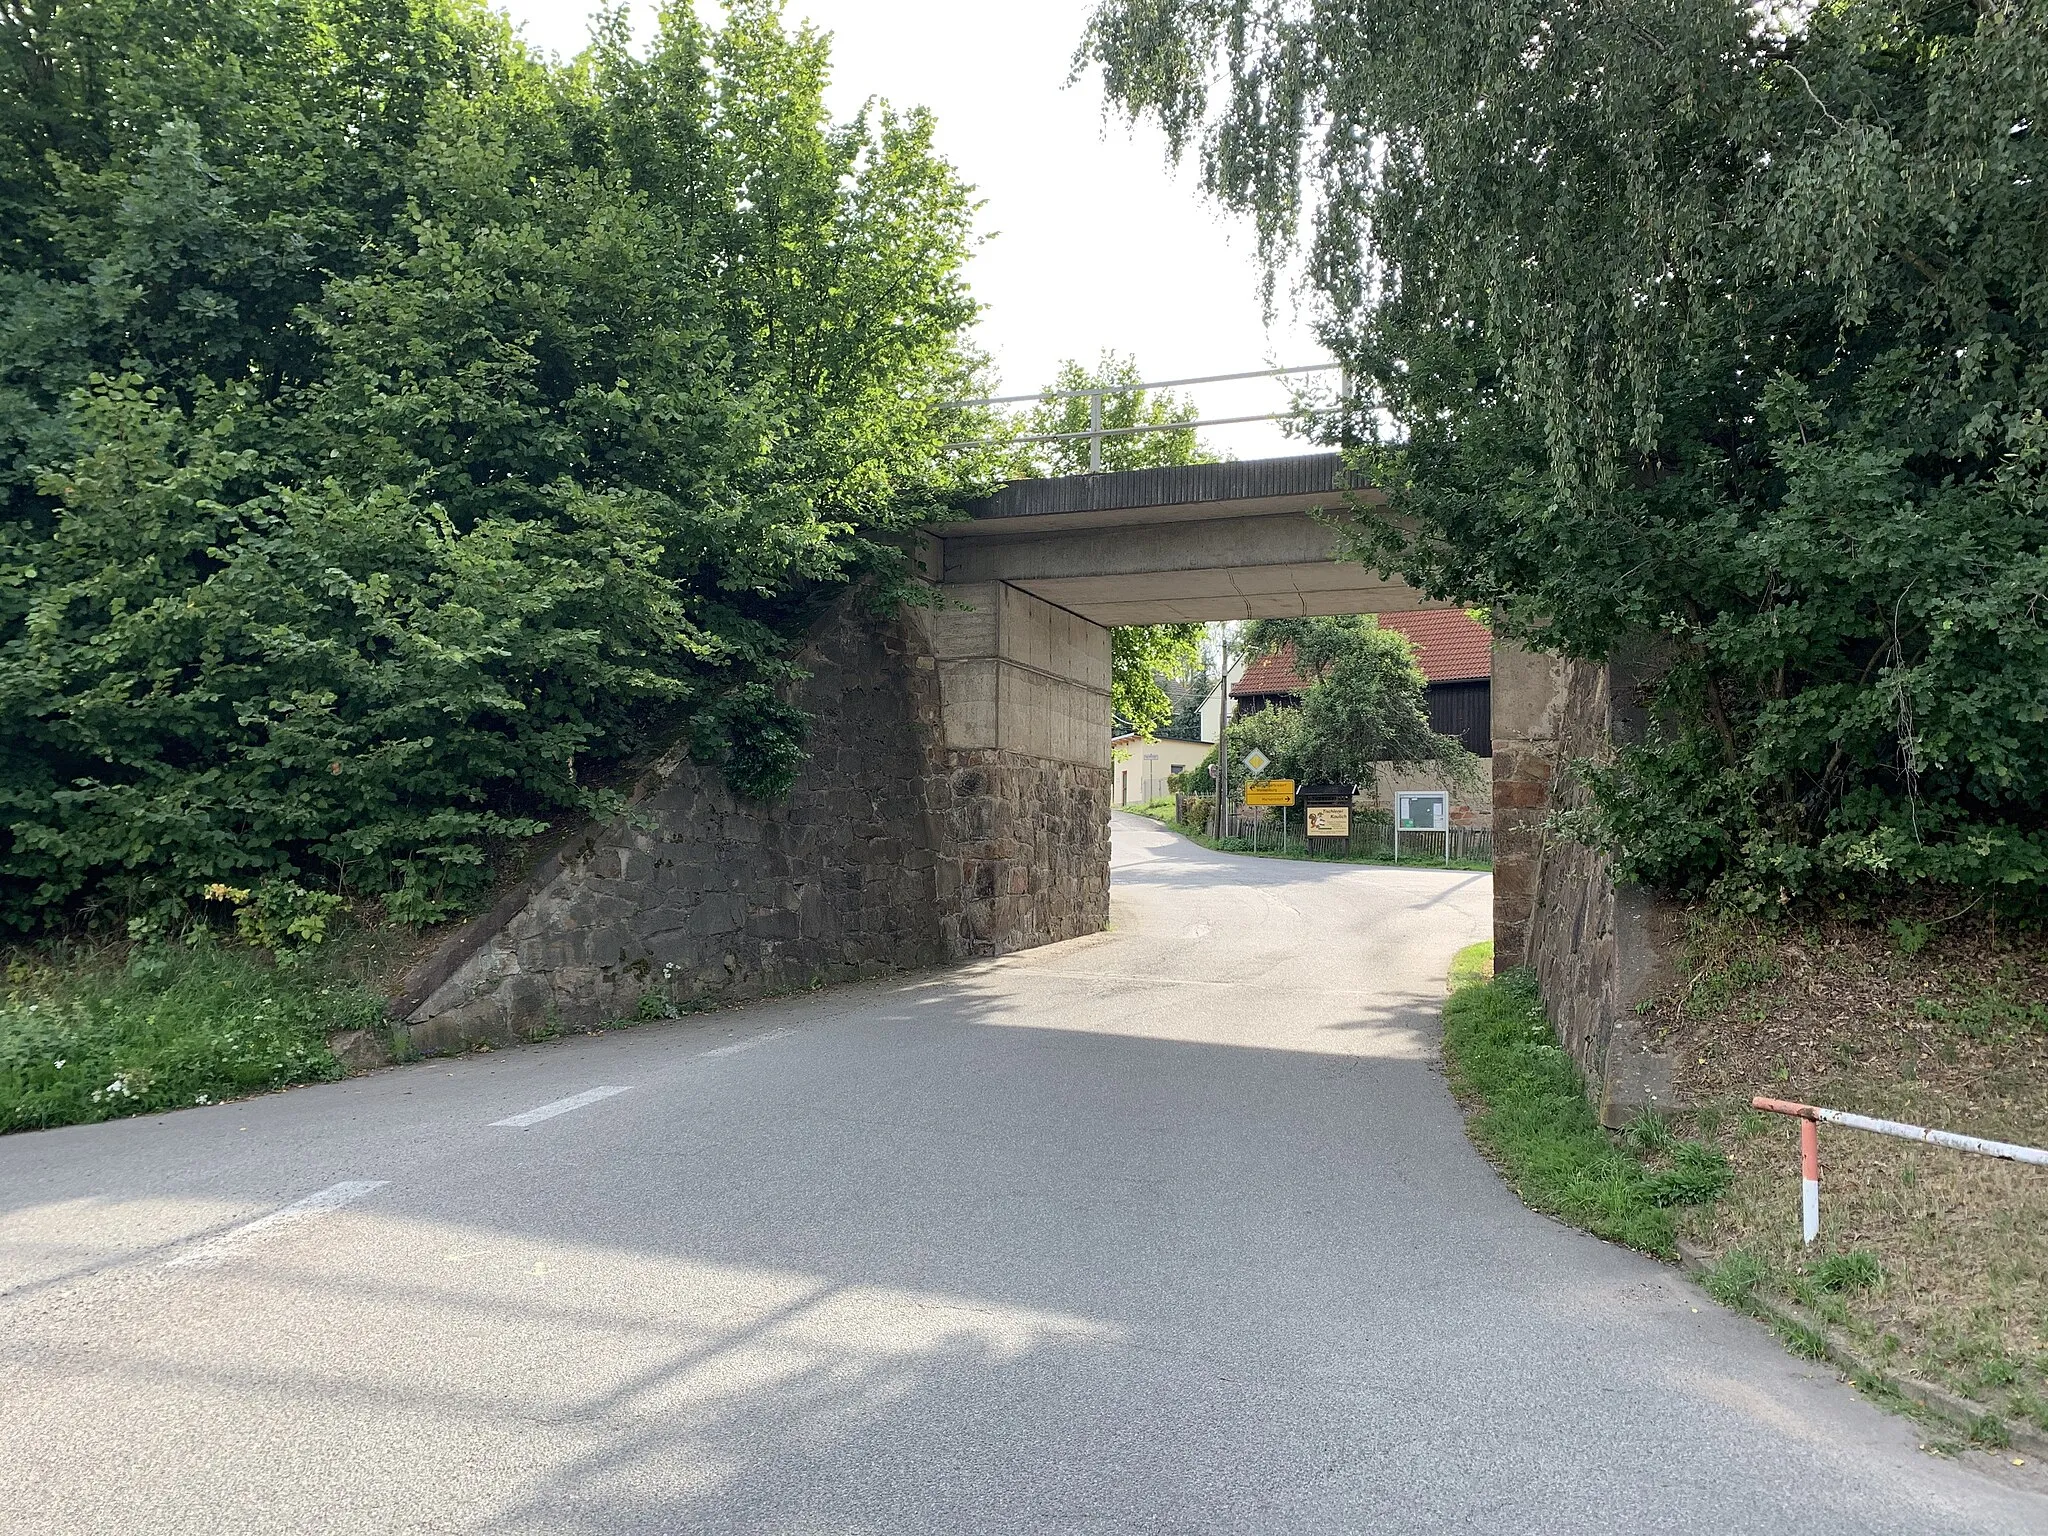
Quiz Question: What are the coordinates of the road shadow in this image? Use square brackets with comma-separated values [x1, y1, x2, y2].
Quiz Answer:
[5, 975, 2037, 1533]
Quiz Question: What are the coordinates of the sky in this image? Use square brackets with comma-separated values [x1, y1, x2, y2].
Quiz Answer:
[496, 1, 1326, 458]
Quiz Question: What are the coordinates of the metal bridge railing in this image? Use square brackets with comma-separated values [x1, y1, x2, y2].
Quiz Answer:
[944, 363, 1346, 472]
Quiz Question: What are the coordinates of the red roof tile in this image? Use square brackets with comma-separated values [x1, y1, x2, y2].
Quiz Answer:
[1231, 611, 1491, 696]
[1382, 609, 1492, 682]
[1232, 648, 1309, 697]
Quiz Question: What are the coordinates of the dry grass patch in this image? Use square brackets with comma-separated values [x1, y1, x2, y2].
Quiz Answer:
[1641, 914, 2048, 1438]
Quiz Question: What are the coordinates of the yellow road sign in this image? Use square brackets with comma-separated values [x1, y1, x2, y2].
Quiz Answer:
[1244, 779, 1296, 806]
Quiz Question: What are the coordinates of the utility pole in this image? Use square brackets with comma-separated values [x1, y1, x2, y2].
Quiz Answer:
[1214, 622, 1231, 840]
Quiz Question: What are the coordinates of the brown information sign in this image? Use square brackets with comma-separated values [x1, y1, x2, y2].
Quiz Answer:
[1244, 779, 1296, 807]
[1306, 806, 1352, 838]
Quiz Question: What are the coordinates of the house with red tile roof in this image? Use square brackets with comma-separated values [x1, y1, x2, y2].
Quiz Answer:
[1230, 610, 1493, 757]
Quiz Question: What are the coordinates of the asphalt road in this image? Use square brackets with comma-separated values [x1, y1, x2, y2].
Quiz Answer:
[2, 813, 2040, 1533]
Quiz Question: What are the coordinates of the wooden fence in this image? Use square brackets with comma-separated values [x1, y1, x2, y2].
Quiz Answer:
[1169, 795, 1492, 865]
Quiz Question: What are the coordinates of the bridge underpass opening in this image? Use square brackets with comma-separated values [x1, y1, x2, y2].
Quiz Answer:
[389, 449, 1615, 1117]
[913, 453, 1552, 964]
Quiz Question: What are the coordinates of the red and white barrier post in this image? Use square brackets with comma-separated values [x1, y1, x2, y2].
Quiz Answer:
[1753, 1095, 2048, 1247]
[1799, 1115, 1820, 1245]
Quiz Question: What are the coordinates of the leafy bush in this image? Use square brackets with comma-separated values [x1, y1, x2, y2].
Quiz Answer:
[0, 942, 382, 1132]
[1172, 706, 1305, 795]
[0, 1, 980, 935]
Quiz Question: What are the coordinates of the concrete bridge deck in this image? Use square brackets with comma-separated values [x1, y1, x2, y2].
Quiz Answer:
[921, 453, 1446, 626]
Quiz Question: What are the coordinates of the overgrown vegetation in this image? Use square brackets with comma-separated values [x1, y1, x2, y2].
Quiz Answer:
[1649, 914, 2048, 1436]
[0, 940, 382, 1132]
[0, 0, 982, 937]
[1084, 1, 2048, 911]
[1440, 967, 1730, 1259]
[1446, 939, 1493, 994]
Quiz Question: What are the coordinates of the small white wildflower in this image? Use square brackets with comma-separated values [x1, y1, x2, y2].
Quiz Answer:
[52, 1058, 64, 1069]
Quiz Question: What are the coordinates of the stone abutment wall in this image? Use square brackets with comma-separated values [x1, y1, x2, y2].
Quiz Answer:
[918, 582, 1113, 958]
[393, 584, 1112, 1053]
[1491, 639, 1681, 1127]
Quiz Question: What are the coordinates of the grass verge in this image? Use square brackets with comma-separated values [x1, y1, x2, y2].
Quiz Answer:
[1, 939, 384, 1133]
[1448, 939, 1495, 993]
[1122, 799, 1491, 871]
[1440, 961, 1730, 1258]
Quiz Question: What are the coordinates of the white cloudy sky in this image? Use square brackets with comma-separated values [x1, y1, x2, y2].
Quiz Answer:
[496, 1, 1325, 457]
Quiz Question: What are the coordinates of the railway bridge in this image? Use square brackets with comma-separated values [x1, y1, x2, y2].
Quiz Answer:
[398, 447, 1657, 1119]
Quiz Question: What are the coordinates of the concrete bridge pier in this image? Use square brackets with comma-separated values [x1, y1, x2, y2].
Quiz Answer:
[914, 581, 1114, 959]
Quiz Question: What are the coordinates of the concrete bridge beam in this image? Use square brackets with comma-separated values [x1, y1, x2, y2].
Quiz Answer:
[918, 582, 1112, 769]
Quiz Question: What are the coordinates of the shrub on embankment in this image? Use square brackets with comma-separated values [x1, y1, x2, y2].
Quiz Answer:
[0, 0, 982, 940]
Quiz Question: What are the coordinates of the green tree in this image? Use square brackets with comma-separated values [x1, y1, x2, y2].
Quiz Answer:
[1245, 616, 1472, 786]
[1082, 1, 2048, 907]
[1164, 659, 1212, 742]
[1017, 354, 1211, 734]
[0, 0, 980, 932]
[1112, 624, 1208, 737]
[1021, 351, 1205, 476]
[1171, 704, 1300, 796]
[1174, 616, 1470, 791]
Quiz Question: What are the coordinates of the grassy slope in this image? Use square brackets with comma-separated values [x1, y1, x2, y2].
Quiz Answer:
[1, 940, 386, 1133]
[1648, 917, 2048, 1441]
[1438, 946, 1730, 1259]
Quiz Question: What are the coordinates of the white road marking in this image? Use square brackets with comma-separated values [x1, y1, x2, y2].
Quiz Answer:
[166, 1180, 388, 1269]
[490, 1086, 632, 1127]
[703, 1027, 795, 1058]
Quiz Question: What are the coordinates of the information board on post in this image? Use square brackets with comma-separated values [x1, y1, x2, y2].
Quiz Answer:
[1306, 806, 1352, 839]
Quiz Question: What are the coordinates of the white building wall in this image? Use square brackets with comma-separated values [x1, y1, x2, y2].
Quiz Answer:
[1196, 658, 1247, 743]
[1112, 737, 1209, 805]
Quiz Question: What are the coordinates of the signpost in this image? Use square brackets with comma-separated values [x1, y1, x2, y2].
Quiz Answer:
[1215, 625, 1231, 838]
[1237, 761, 1289, 849]
[1395, 791, 1451, 865]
